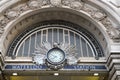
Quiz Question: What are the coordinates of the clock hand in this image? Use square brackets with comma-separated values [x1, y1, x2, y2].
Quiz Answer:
[50, 55, 56, 59]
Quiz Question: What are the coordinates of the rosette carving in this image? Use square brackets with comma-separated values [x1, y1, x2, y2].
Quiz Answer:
[5, 10, 20, 19]
[70, 1, 83, 9]
[28, 0, 40, 8]
[62, 0, 71, 6]
[42, 0, 50, 6]
[50, 0, 61, 6]
[91, 10, 106, 21]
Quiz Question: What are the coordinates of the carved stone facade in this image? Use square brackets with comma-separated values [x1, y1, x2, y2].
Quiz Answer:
[0, 0, 120, 80]
[0, 0, 119, 42]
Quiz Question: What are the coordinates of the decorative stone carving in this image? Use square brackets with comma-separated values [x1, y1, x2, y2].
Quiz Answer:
[18, 4, 30, 13]
[62, 0, 71, 6]
[32, 53, 45, 65]
[0, 16, 9, 36]
[109, 28, 120, 41]
[82, 4, 106, 20]
[0, 28, 4, 36]
[32, 42, 78, 65]
[50, 0, 61, 6]
[82, 4, 94, 15]
[70, 1, 83, 9]
[60, 43, 78, 64]
[102, 18, 120, 41]
[102, 18, 111, 28]
[5, 10, 19, 19]
[0, 16, 8, 28]
[32, 42, 51, 65]
[28, 0, 41, 9]
[91, 10, 106, 21]
[0, 0, 119, 42]
[28, 0, 50, 8]
[42, 0, 50, 6]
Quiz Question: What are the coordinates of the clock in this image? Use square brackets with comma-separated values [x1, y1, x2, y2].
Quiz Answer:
[46, 47, 65, 65]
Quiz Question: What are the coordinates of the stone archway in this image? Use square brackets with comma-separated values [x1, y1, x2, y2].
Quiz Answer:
[0, 0, 120, 80]
[0, 0, 118, 56]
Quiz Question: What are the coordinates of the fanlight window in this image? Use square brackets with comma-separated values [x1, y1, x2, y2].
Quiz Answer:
[7, 22, 104, 58]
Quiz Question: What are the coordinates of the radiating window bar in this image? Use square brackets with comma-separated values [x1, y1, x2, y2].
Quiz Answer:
[15, 27, 97, 58]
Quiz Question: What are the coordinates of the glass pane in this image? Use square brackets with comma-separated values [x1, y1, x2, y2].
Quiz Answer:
[43, 30, 46, 42]
[53, 28, 58, 43]
[64, 30, 68, 34]
[43, 30, 46, 34]
[59, 29, 63, 43]
[36, 31, 41, 46]
[70, 32, 74, 45]
[24, 38, 30, 57]
[88, 44, 94, 57]
[43, 36, 46, 42]
[75, 34, 81, 57]
[81, 38, 87, 57]
[15, 27, 99, 58]
[30, 34, 36, 57]
[65, 30, 68, 43]
[17, 44, 23, 57]
[65, 36, 69, 43]
[48, 29, 52, 44]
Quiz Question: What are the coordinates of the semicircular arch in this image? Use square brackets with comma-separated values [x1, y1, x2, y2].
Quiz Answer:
[0, 0, 118, 58]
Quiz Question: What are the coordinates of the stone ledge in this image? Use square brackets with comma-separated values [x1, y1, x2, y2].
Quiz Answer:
[111, 44, 120, 53]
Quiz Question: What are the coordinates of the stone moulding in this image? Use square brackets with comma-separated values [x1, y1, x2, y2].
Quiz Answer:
[0, 0, 119, 42]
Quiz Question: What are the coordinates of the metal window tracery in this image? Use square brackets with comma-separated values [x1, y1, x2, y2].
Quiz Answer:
[7, 21, 104, 58]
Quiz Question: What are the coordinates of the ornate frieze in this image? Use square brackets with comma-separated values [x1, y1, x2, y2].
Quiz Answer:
[70, 1, 83, 9]
[0, 0, 119, 42]
[110, 28, 120, 41]
[28, 0, 42, 9]
[50, 0, 61, 6]
[102, 18, 120, 42]
[5, 10, 20, 19]
[91, 10, 106, 21]
[81, 3, 94, 15]
[0, 16, 8, 28]
[0, 16, 9, 36]
[62, 0, 71, 6]
[0, 28, 4, 36]
[18, 3, 30, 13]
[42, 0, 50, 6]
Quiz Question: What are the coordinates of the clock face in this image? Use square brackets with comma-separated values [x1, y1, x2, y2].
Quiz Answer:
[47, 48, 65, 64]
